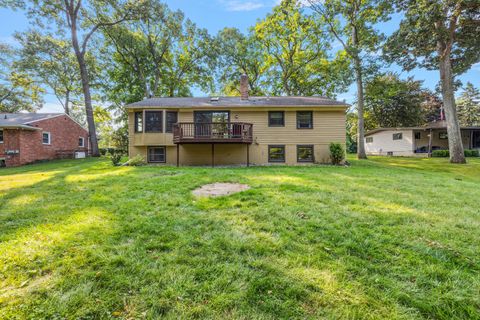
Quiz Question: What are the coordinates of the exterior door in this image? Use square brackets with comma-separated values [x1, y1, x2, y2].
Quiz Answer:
[194, 111, 230, 138]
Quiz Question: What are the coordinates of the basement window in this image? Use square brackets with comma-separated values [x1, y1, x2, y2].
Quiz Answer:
[42, 132, 51, 145]
[148, 146, 166, 163]
[297, 145, 314, 162]
[268, 145, 285, 163]
[0, 129, 3, 143]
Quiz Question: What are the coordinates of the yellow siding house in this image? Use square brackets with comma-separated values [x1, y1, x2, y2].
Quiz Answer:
[126, 78, 348, 166]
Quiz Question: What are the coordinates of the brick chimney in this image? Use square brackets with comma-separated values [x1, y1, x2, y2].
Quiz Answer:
[240, 74, 249, 100]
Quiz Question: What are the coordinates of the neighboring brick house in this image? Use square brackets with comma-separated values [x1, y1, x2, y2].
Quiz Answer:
[0, 113, 89, 167]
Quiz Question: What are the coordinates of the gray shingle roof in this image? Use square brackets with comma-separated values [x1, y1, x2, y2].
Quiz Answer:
[365, 120, 480, 136]
[126, 96, 349, 108]
[0, 113, 64, 129]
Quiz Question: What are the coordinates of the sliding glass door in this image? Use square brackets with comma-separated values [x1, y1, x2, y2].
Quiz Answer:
[194, 111, 230, 138]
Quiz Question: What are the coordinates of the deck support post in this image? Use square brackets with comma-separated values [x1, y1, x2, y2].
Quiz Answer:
[211, 144, 215, 168]
[246, 144, 250, 167]
[176, 145, 180, 167]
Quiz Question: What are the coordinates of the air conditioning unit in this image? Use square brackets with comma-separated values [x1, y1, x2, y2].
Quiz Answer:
[75, 151, 86, 159]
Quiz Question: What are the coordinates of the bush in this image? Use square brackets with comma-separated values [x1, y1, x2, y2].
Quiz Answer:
[100, 148, 127, 156]
[465, 149, 479, 157]
[123, 154, 146, 166]
[432, 149, 480, 157]
[432, 150, 449, 157]
[329, 142, 345, 165]
[110, 153, 122, 166]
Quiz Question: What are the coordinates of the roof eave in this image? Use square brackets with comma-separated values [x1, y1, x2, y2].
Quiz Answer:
[125, 104, 349, 109]
[0, 124, 42, 131]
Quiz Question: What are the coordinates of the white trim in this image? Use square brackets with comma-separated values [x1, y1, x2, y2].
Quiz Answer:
[42, 131, 51, 145]
[79, 136, 85, 147]
[0, 129, 3, 143]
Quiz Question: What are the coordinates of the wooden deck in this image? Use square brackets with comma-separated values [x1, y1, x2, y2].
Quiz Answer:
[173, 122, 253, 144]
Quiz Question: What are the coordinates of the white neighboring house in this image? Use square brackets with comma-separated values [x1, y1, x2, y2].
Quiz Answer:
[364, 120, 480, 156]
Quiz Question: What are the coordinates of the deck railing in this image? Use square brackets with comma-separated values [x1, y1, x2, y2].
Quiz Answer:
[173, 122, 253, 144]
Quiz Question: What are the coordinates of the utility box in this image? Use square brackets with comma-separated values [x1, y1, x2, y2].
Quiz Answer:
[75, 151, 86, 159]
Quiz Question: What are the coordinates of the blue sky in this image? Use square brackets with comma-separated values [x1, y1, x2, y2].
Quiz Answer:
[0, 0, 479, 112]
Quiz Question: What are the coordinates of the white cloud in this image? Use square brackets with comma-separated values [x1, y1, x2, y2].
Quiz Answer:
[220, 1, 265, 11]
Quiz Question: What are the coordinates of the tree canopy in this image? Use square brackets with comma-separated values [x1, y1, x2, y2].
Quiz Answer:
[456, 82, 480, 127]
[254, 0, 352, 97]
[215, 28, 266, 96]
[365, 73, 424, 129]
[0, 42, 44, 112]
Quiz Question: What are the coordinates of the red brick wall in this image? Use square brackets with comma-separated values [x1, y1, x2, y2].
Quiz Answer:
[0, 129, 22, 166]
[1, 115, 89, 167]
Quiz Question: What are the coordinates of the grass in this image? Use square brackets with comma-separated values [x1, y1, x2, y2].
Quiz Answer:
[0, 156, 479, 319]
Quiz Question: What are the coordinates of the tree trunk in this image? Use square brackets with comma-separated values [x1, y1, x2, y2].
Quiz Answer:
[69, 20, 100, 156]
[64, 89, 70, 115]
[352, 25, 367, 159]
[438, 46, 465, 163]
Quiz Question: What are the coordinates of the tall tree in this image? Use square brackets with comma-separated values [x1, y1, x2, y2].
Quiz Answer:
[215, 28, 266, 96]
[365, 73, 424, 128]
[0, 42, 43, 112]
[255, 0, 351, 97]
[103, 0, 215, 105]
[384, 0, 480, 163]
[161, 19, 216, 97]
[102, 1, 181, 103]
[14, 31, 85, 116]
[308, 0, 392, 160]
[456, 82, 480, 127]
[2, 0, 140, 156]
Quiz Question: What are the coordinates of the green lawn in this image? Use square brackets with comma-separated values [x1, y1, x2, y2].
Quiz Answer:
[0, 157, 479, 319]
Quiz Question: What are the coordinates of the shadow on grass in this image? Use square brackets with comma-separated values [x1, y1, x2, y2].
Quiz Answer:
[1, 159, 479, 319]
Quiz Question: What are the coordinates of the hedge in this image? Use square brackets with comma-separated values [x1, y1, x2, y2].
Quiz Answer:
[432, 149, 479, 157]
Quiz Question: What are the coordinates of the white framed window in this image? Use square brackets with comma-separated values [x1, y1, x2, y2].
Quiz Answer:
[366, 137, 373, 143]
[0, 129, 3, 143]
[393, 133, 403, 140]
[42, 132, 51, 145]
[79, 137, 85, 147]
